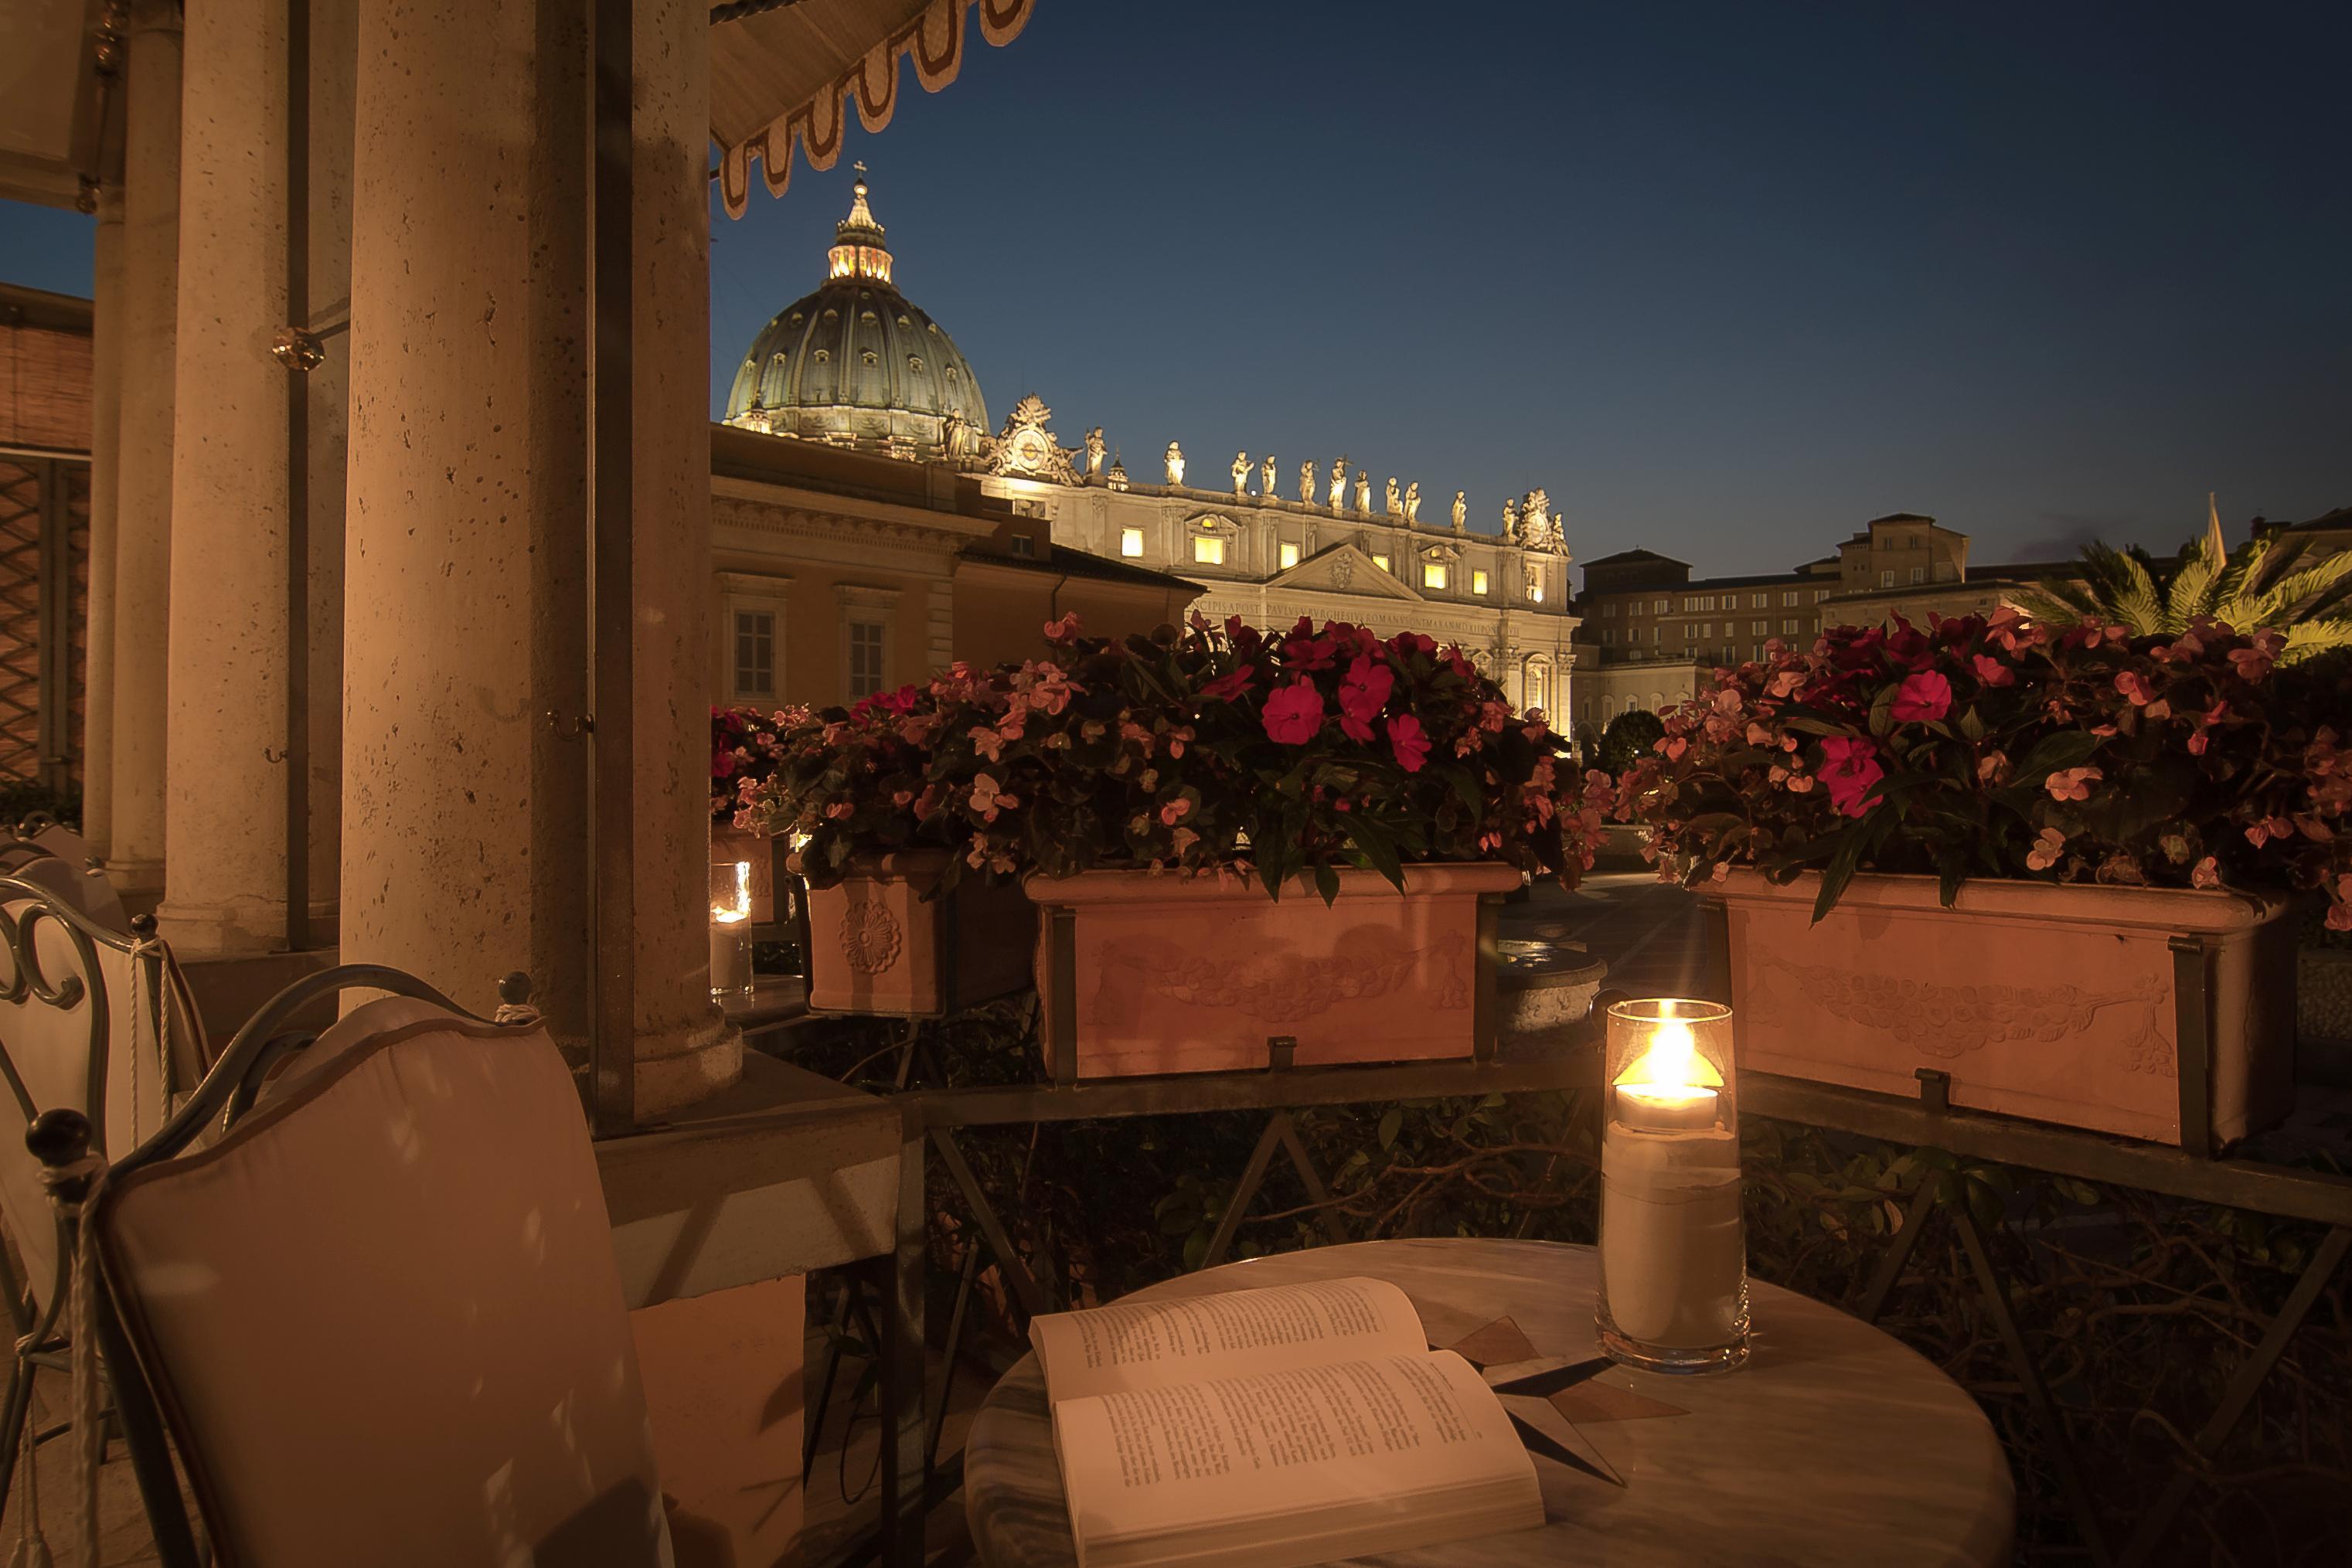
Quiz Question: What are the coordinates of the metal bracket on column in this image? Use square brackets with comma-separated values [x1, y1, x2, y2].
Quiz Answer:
[1914, 1067, 1951, 1113]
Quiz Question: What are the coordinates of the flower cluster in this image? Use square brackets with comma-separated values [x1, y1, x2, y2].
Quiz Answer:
[710, 704, 803, 825]
[1616, 610, 2352, 924]
[740, 614, 1612, 900]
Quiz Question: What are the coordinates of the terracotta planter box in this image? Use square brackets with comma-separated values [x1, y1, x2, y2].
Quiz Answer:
[1027, 863, 1521, 1080]
[797, 851, 1037, 1018]
[1714, 870, 2295, 1148]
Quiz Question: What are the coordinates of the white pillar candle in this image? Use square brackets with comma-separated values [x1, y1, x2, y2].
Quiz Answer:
[1600, 1115, 1744, 1348]
[709, 913, 752, 998]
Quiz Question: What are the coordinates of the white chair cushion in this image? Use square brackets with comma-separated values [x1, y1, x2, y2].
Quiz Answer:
[100, 1014, 671, 1568]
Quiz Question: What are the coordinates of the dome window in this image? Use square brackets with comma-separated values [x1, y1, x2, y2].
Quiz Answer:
[813, 349, 830, 363]
[822, 308, 838, 321]
[896, 315, 911, 327]
[862, 350, 879, 366]
[908, 355, 925, 372]
[788, 311, 804, 325]
[860, 309, 879, 325]
[927, 321, 939, 334]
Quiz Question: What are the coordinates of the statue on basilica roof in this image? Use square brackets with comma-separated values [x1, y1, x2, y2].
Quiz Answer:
[1165, 442, 1185, 486]
[1299, 460, 1315, 504]
[1328, 457, 1348, 510]
[1353, 471, 1371, 514]
[1405, 481, 1422, 524]
[1384, 476, 1401, 516]
[1084, 427, 1105, 475]
[1501, 497, 1520, 540]
[1232, 451, 1251, 496]
[1262, 454, 1278, 498]
[1451, 490, 1466, 531]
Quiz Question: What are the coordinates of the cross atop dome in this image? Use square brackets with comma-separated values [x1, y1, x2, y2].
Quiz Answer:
[828, 163, 893, 284]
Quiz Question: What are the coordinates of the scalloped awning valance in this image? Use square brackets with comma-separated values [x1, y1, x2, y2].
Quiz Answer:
[710, 0, 1036, 219]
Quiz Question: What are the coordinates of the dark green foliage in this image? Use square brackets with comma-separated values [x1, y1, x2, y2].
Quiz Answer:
[1598, 709, 1665, 775]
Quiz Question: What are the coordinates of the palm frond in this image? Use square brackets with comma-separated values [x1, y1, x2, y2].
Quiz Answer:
[2011, 576, 2101, 628]
[2241, 550, 2352, 622]
[2165, 535, 2222, 627]
[2205, 534, 2275, 613]
[2277, 618, 2352, 665]
[2099, 546, 2164, 633]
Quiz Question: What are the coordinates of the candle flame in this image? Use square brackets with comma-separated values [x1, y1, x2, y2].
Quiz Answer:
[1615, 1019, 1724, 1093]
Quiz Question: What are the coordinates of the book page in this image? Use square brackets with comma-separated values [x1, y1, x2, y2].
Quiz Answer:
[1052, 1350, 1540, 1562]
[1030, 1277, 1426, 1403]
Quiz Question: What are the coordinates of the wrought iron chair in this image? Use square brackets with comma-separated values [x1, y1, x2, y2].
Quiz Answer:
[31, 969, 674, 1568]
[1, 815, 129, 933]
[0, 875, 208, 1534]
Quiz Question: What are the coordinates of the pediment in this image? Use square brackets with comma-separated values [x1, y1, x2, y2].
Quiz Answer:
[1266, 543, 1424, 602]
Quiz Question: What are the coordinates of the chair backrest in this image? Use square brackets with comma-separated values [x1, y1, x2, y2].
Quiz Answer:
[94, 1011, 670, 1568]
[0, 881, 204, 1320]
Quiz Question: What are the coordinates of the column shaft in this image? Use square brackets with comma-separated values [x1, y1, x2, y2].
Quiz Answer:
[82, 187, 124, 859]
[342, 0, 737, 1111]
[159, 0, 292, 954]
[106, 0, 183, 901]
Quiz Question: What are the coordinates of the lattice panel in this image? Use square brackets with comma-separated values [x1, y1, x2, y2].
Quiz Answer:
[0, 461, 41, 781]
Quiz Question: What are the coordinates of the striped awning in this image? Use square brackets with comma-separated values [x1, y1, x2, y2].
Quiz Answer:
[710, 0, 1036, 219]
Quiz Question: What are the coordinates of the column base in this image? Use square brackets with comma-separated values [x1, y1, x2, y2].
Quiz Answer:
[635, 1015, 746, 1120]
[156, 895, 291, 957]
[104, 857, 166, 917]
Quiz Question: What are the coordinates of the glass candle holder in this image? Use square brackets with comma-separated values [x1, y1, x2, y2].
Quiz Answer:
[710, 858, 754, 1002]
[1595, 998, 1749, 1374]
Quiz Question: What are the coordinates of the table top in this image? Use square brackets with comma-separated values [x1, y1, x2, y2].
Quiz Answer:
[962, 1237, 2013, 1568]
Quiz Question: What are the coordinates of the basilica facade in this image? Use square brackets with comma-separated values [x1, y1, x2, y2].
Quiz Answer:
[719, 175, 1581, 717]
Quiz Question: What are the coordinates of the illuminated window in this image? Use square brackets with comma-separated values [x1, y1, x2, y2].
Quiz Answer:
[1751, 620, 1767, 635]
[1752, 593, 1768, 608]
[846, 621, 887, 700]
[732, 610, 775, 698]
[1782, 590, 1798, 606]
[1193, 536, 1226, 566]
[1279, 541, 1300, 570]
[1373, 553, 1390, 573]
[1653, 598, 1670, 614]
[1472, 570, 1489, 595]
[1120, 528, 1144, 558]
[1422, 563, 1448, 590]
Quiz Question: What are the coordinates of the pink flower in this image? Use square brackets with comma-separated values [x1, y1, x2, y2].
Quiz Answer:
[1891, 672, 1952, 723]
[2026, 827, 2067, 872]
[1971, 655, 2013, 688]
[2115, 670, 2159, 707]
[2045, 767, 2102, 803]
[2329, 903, 2352, 934]
[1818, 736, 1886, 819]
[2228, 645, 2273, 682]
[1262, 680, 1324, 745]
[1338, 658, 1396, 742]
[1976, 750, 2010, 784]
[1159, 798, 1192, 826]
[968, 725, 1005, 764]
[1387, 713, 1431, 773]
[1043, 613, 1082, 641]
[2190, 855, 2221, 889]
[968, 774, 1015, 821]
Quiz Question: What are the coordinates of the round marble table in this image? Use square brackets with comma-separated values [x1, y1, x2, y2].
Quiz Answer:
[963, 1237, 2013, 1567]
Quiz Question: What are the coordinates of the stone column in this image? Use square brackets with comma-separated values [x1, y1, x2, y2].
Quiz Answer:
[343, 0, 736, 1111]
[631, 0, 741, 1111]
[81, 185, 124, 861]
[105, 0, 182, 903]
[158, 0, 291, 954]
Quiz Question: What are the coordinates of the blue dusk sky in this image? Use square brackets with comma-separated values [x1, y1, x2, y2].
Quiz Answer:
[7, 2, 2347, 580]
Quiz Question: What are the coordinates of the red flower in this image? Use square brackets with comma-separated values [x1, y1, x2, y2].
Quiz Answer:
[1199, 666, 1257, 702]
[1261, 679, 1325, 745]
[1387, 713, 1431, 773]
[1818, 736, 1886, 818]
[1891, 672, 1952, 723]
[1971, 654, 2014, 688]
[1337, 658, 1396, 742]
[1043, 612, 1083, 642]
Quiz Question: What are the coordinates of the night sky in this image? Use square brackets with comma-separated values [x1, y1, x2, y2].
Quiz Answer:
[8, 2, 2347, 580]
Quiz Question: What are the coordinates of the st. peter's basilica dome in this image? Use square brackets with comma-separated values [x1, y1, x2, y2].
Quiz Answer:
[722, 171, 989, 462]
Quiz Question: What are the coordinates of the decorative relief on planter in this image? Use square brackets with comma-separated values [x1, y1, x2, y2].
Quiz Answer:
[1748, 956, 2171, 1074]
[1084, 933, 1462, 1028]
[839, 894, 904, 976]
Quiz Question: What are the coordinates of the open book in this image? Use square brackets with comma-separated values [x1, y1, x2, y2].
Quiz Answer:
[1030, 1276, 1544, 1568]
